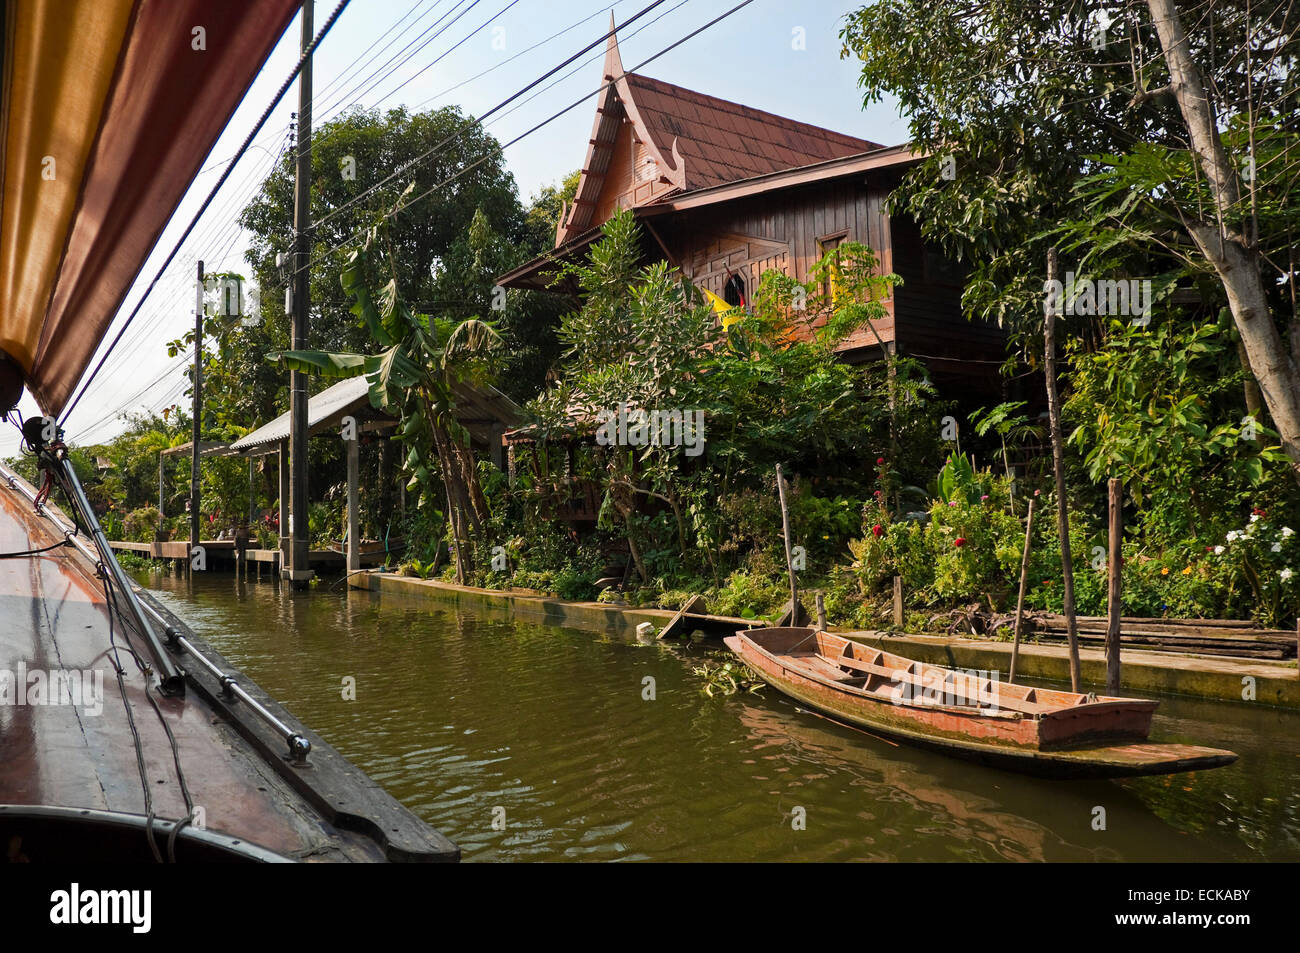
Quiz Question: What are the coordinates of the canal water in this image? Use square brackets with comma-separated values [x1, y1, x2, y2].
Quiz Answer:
[137, 570, 1300, 862]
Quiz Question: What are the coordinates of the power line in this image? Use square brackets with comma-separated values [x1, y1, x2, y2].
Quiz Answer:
[194, 0, 438, 178]
[61, 0, 354, 427]
[408, 0, 634, 114]
[364, 0, 526, 111]
[311, 0, 671, 233]
[66, 0, 498, 434]
[73, 135, 292, 414]
[311, 0, 751, 272]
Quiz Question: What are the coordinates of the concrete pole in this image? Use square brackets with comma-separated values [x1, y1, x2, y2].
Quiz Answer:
[347, 431, 359, 576]
[287, 0, 314, 584]
[190, 260, 203, 549]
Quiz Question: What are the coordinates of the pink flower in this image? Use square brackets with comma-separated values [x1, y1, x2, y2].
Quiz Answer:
[980, 494, 989, 502]
[873, 490, 882, 498]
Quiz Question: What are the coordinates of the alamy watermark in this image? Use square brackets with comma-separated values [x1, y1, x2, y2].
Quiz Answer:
[1043, 270, 1152, 324]
[1, 663, 105, 716]
[594, 403, 705, 457]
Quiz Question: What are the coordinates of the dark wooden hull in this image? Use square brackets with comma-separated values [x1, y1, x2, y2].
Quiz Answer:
[725, 628, 1238, 780]
[1, 474, 457, 861]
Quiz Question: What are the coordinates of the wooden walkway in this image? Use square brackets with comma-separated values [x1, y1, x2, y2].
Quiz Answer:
[107, 539, 392, 570]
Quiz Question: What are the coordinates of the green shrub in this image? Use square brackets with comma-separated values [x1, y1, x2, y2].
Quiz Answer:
[122, 506, 162, 542]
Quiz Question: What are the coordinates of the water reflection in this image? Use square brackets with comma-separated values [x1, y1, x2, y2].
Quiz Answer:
[137, 570, 1300, 862]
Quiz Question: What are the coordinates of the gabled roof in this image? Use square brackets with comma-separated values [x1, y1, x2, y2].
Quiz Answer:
[622, 72, 881, 192]
[555, 15, 881, 245]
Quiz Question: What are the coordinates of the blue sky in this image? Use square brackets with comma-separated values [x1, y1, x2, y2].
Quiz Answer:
[3, 0, 906, 456]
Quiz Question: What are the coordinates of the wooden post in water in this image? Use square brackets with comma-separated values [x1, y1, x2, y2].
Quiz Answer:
[775, 464, 798, 624]
[893, 576, 904, 628]
[1009, 497, 1036, 684]
[815, 592, 827, 631]
[1044, 247, 1083, 692]
[1106, 478, 1123, 693]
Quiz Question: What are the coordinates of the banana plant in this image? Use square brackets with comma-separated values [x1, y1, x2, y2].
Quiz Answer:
[267, 200, 500, 583]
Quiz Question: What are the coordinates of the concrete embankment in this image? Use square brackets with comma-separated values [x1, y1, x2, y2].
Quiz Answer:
[357, 571, 1300, 709]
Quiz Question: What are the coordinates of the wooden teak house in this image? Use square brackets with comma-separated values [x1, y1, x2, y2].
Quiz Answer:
[498, 19, 1007, 398]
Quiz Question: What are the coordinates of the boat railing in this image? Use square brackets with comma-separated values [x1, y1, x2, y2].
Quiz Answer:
[130, 591, 312, 765]
[0, 458, 311, 765]
[0, 455, 183, 692]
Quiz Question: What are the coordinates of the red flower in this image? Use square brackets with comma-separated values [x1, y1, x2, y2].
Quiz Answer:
[954, 537, 966, 547]
[873, 490, 882, 498]
[871, 524, 883, 538]
[876, 457, 885, 465]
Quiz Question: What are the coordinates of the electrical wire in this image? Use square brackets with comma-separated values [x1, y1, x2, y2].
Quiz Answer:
[310, 0, 752, 271]
[61, 0, 354, 426]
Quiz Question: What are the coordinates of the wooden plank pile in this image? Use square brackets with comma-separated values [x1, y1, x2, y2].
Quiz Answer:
[1027, 614, 1297, 660]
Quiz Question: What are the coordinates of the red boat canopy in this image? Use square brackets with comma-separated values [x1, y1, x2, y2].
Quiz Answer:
[0, 0, 300, 416]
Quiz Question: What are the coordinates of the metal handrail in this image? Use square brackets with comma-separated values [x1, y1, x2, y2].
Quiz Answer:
[0, 457, 183, 692]
[129, 593, 311, 765]
[0, 459, 309, 764]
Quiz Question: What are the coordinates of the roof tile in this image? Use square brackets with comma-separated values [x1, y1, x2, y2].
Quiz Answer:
[622, 72, 879, 191]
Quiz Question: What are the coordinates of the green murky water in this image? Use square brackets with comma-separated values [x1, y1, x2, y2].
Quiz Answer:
[136, 570, 1300, 862]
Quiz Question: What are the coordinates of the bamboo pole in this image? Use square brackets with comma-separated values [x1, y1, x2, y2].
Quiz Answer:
[1045, 247, 1083, 691]
[775, 464, 799, 623]
[1106, 478, 1123, 693]
[1009, 497, 1036, 684]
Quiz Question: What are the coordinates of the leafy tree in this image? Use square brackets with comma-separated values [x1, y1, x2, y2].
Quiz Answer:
[1064, 309, 1291, 540]
[269, 194, 502, 584]
[532, 209, 718, 581]
[527, 211, 936, 584]
[216, 107, 530, 431]
[841, 0, 1300, 478]
[524, 169, 581, 251]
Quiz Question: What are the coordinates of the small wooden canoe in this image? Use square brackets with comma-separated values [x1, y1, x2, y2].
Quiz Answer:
[724, 627, 1238, 779]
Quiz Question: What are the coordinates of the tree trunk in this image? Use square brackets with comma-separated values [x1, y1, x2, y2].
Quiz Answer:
[1235, 338, 1265, 422]
[775, 464, 798, 619]
[1145, 0, 1300, 482]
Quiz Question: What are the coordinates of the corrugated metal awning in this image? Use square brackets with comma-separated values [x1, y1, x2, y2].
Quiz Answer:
[229, 378, 378, 455]
[228, 376, 523, 455]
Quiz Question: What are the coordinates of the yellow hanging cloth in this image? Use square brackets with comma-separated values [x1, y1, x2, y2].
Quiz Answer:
[701, 287, 743, 328]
